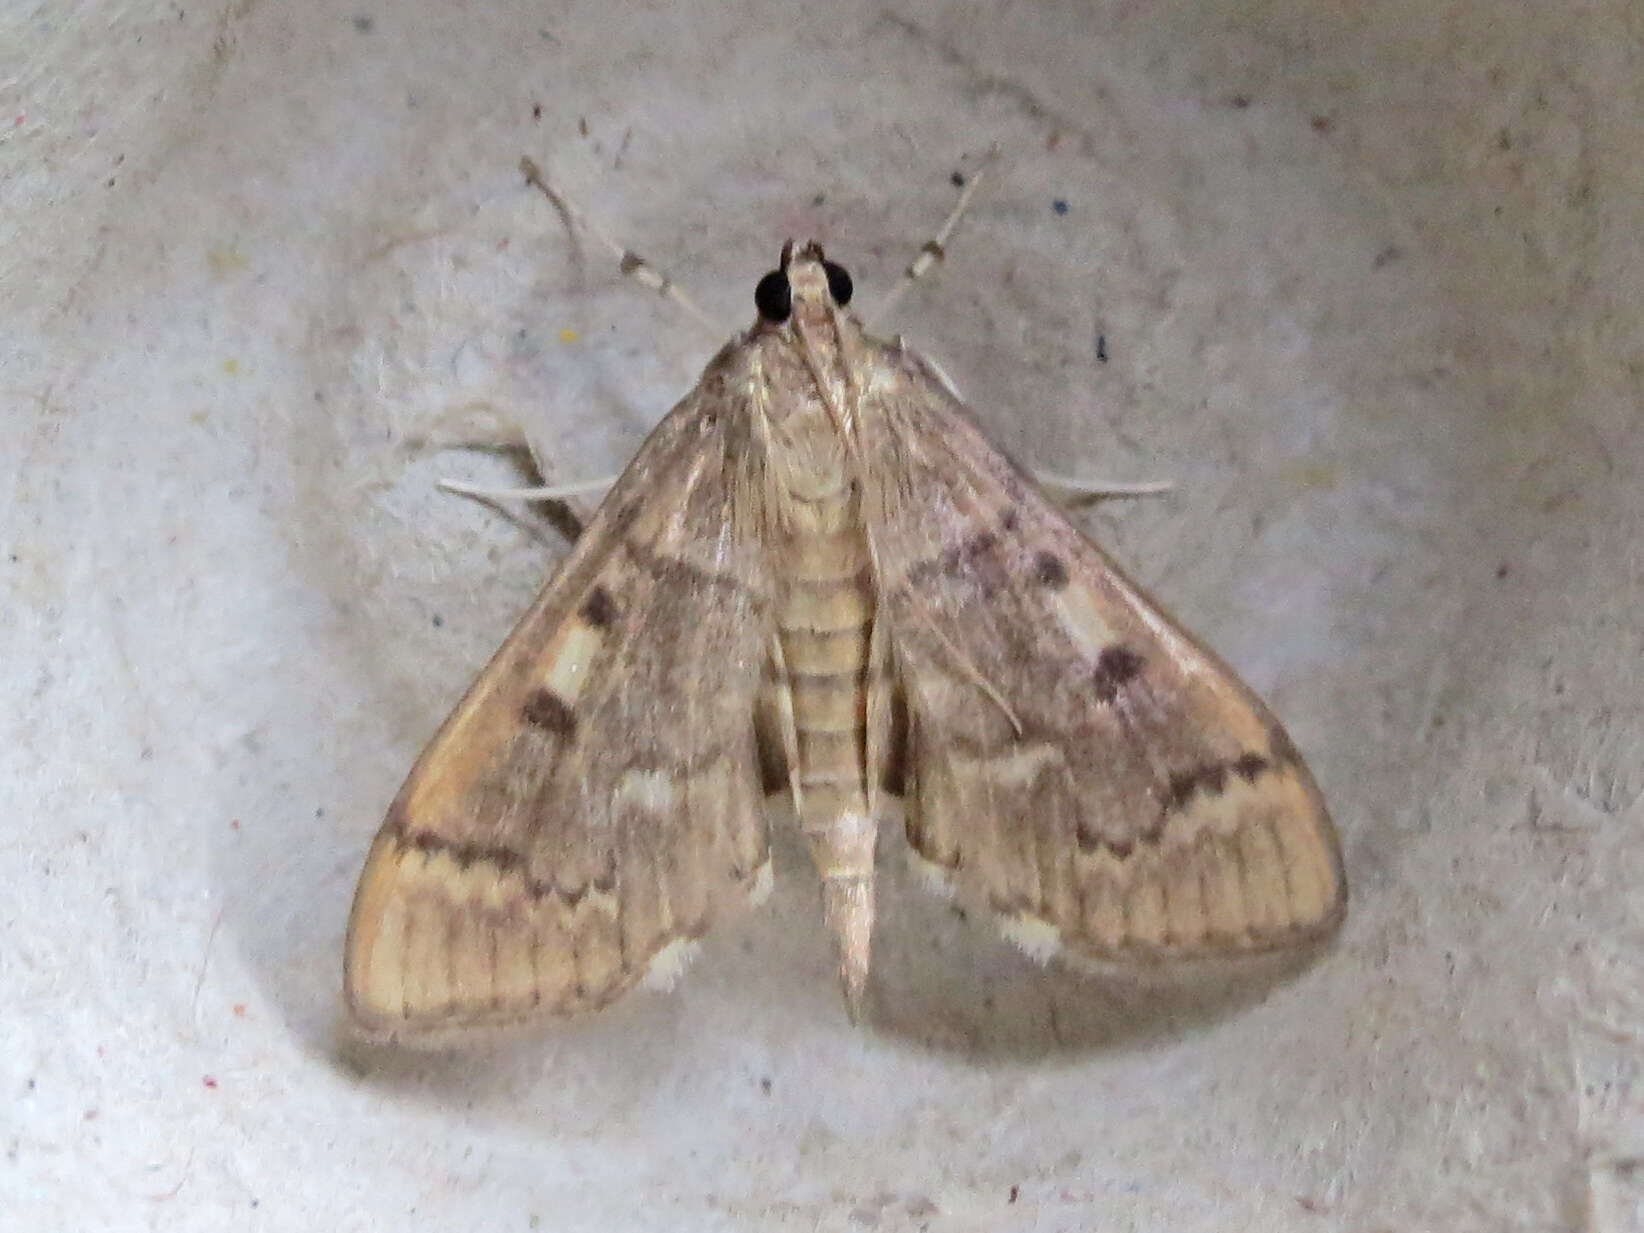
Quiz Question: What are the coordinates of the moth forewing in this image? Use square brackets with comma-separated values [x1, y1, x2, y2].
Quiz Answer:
[859, 347, 1345, 962]
[344, 375, 778, 1039]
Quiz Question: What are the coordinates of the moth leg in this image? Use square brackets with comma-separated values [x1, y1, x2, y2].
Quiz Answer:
[866, 152, 996, 330]
[384, 402, 595, 539]
[520, 156, 726, 338]
[436, 475, 616, 502]
[431, 446, 602, 541]
[1032, 472, 1175, 505]
[399, 401, 537, 459]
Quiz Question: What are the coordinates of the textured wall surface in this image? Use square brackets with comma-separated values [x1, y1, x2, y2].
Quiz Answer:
[5, 2, 1643, 1229]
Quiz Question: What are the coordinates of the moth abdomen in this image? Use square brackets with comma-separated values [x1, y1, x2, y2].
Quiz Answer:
[765, 481, 886, 1015]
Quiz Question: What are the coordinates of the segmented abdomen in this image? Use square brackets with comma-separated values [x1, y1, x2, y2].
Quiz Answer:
[771, 493, 874, 832]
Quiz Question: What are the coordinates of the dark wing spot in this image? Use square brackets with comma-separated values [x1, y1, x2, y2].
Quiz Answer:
[521, 688, 577, 737]
[939, 531, 999, 576]
[1200, 762, 1228, 795]
[1078, 831, 1131, 861]
[579, 585, 619, 629]
[1165, 770, 1198, 813]
[1266, 724, 1300, 765]
[967, 531, 998, 556]
[1091, 645, 1144, 703]
[927, 531, 1012, 598]
[1032, 551, 1068, 590]
[1162, 757, 1264, 815]
[1163, 764, 1227, 811]
[1076, 819, 1133, 857]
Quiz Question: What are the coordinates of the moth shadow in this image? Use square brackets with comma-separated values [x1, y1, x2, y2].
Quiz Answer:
[328, 1024, 556, 1101]
[314, 859, 829, 1114]
[320, 982, 709, 1117]
[866, 860, 1338, 1060]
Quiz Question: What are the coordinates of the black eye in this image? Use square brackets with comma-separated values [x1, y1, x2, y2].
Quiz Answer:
[822, 260, 853, 306]
[755, 270, 791, 322]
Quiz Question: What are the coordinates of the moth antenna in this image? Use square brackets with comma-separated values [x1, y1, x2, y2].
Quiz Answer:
[866, 147, 998, 330]
[520, 156, 724, 338]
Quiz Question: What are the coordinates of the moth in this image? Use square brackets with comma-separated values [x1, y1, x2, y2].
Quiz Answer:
[344, 164, 1346, 1038]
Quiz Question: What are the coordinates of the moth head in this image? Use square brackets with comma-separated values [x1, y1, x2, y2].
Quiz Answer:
[754, 240, 853, 326]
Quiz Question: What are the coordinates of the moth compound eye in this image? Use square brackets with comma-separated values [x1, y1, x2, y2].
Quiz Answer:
[755, 270, 792, 323]
[822, 261, 853, 306]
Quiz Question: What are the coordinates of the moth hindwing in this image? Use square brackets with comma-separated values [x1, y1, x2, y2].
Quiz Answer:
[344, 234, 1345, 1039]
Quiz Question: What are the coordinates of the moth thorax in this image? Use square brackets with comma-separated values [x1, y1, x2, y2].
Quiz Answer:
[769, 407, 852, 505]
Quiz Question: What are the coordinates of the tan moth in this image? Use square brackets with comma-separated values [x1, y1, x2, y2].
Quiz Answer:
[343, 158, 1346, 1037]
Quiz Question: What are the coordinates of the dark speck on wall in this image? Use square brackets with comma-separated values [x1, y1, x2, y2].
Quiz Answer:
[1052, 199, 1068, 215]
[352, 14, 373, 32]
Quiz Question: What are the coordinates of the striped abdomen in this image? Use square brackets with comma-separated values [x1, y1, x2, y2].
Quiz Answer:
[776, 493, 874, 829]
[769, 485, 880, 1014]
